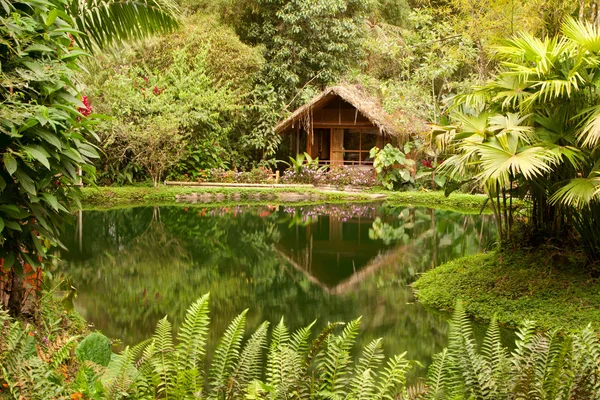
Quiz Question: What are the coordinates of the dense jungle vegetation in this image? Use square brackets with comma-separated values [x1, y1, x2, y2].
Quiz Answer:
[3, 0, 600, 398]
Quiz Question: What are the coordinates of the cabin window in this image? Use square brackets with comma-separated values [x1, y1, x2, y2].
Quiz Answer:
[342, 129, 379, 164]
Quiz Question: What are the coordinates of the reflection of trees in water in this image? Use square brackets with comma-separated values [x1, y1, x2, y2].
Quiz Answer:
[57, 204, 495, 375]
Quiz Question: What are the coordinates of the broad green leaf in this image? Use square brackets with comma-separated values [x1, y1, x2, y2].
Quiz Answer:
[24, 146, 51, 169]
[4, 253, 15, 269]
[3, 153, 17, 175]
[24, 44, 54, 53]
[4, 220, 22, 232]
[33, 128, 62, 149]
[15, 170, 36, 195]
[42, 193, 59, 211]
[0, 217, 3, 233]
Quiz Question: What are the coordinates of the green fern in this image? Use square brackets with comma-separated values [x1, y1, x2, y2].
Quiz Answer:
[151, 316, 177, 397]
[208, 309, 248, 398]
[318, 317, 362, 397]
[375, 353, 411, 399]
[426, 348, 451, 400]
[102, 345, 150, 399]
[175, 293, 211, 395]
[228, 320, 270, 398]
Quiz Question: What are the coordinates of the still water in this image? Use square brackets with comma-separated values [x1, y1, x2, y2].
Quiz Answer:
[57, 203, 495, 375]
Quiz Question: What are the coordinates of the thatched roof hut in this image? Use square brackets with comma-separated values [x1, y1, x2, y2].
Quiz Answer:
[275, 84, 425, 166]
[275, 84, 425, 137]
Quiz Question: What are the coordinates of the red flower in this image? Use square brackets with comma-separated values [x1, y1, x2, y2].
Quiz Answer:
[421, 159, 433, 169]
[152, 86, 164, 95]
[77, 96, 92, 117]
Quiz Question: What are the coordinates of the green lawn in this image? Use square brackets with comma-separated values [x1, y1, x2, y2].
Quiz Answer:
[79, 185, 490, 212]
[413, 249, 600, 332]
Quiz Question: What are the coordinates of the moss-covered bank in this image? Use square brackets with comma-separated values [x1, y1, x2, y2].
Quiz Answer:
[413, 249, 600, 332]
[381, 191, 490, 214]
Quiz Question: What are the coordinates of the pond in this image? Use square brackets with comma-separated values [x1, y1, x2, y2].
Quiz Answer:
[56, 202, 496, 377]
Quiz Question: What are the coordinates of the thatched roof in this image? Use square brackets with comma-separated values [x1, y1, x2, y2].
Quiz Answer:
[274, 84, 426, 137]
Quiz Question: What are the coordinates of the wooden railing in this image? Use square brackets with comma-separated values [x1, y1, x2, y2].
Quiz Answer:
[317, 160, 374, 167]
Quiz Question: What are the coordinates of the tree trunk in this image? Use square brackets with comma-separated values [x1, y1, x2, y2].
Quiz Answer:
[1, 261, 42, 318]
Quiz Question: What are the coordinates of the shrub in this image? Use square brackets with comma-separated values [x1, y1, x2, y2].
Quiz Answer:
[182, 167, 274, 183]
[323, 166, 377, 187]
[370, 144, 415, 190]
[281, 165, 327, 185]
[75, 332, 112, 367]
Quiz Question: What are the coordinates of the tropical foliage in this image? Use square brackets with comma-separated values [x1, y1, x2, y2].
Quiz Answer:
[1, 0, 98, 315]
[371, 144, 416, 190]
[3, 295, 600, 399]
[425, 301, 600, 399]
[437, 18, 600, 261]
[235, 0, 371, 102]
[0, 0, 179, 314]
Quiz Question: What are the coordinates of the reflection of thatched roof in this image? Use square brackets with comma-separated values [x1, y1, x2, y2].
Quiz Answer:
[275, 244, 409, 295]
[274, 84, 426, 137]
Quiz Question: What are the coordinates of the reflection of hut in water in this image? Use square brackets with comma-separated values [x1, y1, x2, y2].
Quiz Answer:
[275, 213, 405, 294]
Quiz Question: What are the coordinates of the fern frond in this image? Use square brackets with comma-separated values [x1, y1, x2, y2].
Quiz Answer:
[563, 325, 600, 398]
[480, 316, 510, 398]
[447, 300, 488, 399]
[426, 347, 451, 400]
[354, 338, 385, 377]
[318, 317, 362, 398]
[176, 293, 210, 370]
[50, 336, 79, 369]
[175, 293, 210, 393]
[208, 309, 248, 397]
[305, 322, 344, 371]
[348, 369, 377, 400]
[103, 346, 149, 398]
[229, 321, 270, 397]
[149, 316, 176, 396]
[375, 353, 411, 400]
[290, 320, 316, 360]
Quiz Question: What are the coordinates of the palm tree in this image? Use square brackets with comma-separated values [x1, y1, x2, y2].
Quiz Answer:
[437, 17, 600, 260]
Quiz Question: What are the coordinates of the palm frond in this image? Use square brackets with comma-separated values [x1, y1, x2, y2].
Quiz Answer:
[477, 136, 555, 186]
[67, 0, 181, 50]
[562, 17, 600, 53]
[550, 173, 600, 208]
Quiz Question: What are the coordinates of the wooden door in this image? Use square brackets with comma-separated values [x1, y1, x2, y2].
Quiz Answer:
[331, 129, 344, 166]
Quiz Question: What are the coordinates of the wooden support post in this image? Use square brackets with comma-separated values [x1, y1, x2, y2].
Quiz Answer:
[77, 166, 83, 187]
[296, 125, 300, 156]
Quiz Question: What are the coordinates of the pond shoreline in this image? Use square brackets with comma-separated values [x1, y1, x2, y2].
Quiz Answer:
[80, 185, 490, 213]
